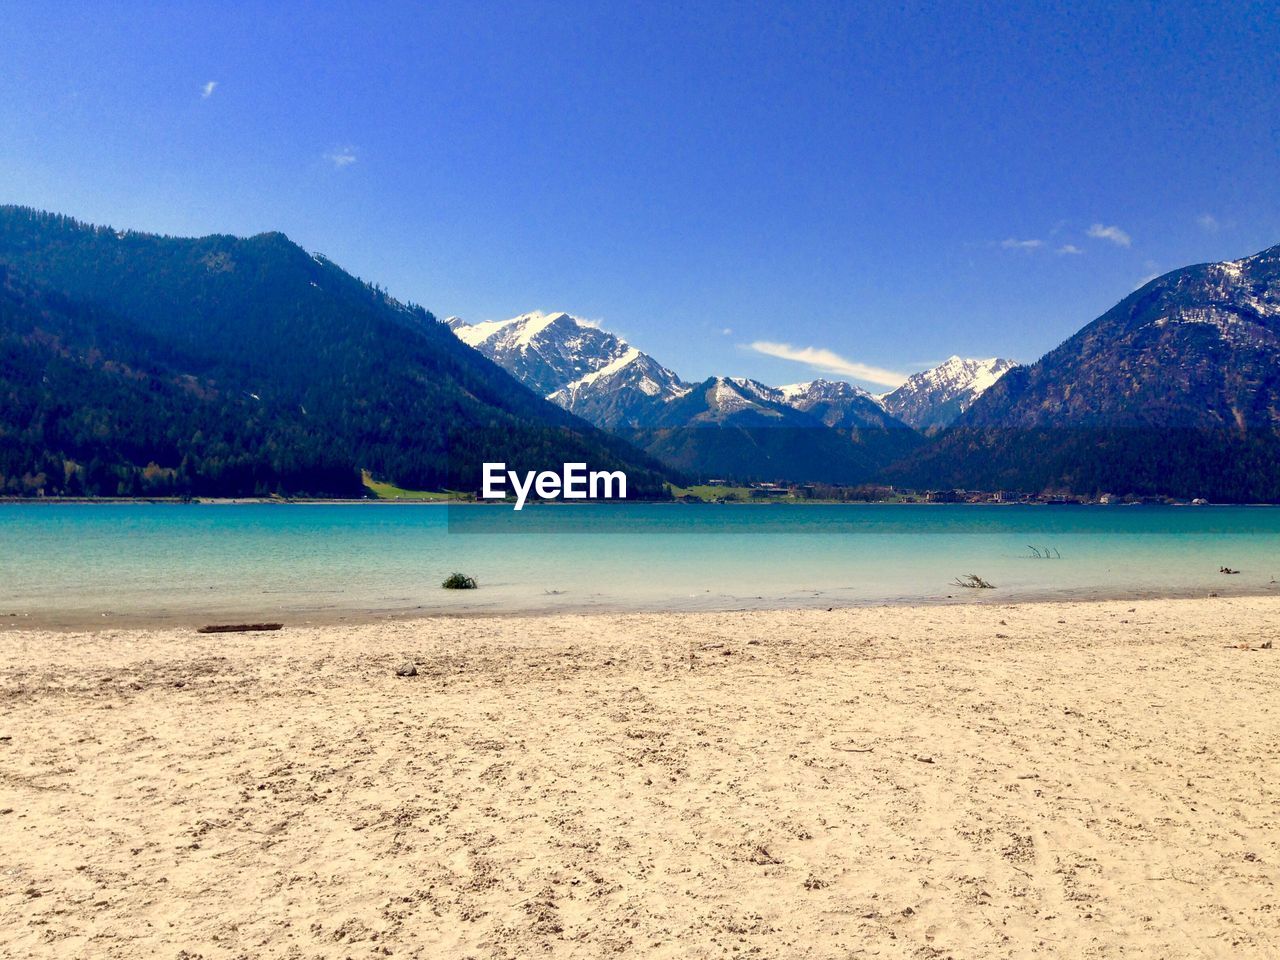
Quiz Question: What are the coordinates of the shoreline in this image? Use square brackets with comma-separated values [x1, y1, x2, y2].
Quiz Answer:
[7, 578, 1279, 632]
[5, 497, 1280, 506]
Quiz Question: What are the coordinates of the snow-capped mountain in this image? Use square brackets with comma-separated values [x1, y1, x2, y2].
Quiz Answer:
[672, 377, 909, 429]
[640, 376, 924, 483]
[450, 312, 922, 437]
[448, 311, 688, 427]
[879, 356, 1018, 432]
[451, 311, 628, 397]
[446, 313, 925, 482]
[549, 348, 690, 428]
[654, 377, 817, 427]
[775, 379, 907, 429]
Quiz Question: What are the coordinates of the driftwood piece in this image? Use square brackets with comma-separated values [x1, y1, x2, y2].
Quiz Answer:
[196, 623, 284, 634]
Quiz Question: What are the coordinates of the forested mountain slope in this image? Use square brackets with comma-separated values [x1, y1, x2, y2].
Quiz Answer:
[0, 207, 669, 497]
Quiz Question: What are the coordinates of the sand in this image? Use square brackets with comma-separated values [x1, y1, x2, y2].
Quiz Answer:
[1, 597, 1278, 958]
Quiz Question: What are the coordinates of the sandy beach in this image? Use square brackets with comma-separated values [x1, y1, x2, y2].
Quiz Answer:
[1, 598, 1278, 958]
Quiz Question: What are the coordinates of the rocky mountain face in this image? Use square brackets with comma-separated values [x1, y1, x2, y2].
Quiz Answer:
[894, 244, 1280, 500]
[879, 356, 1018, 432]
[962, 249, 1280, 430]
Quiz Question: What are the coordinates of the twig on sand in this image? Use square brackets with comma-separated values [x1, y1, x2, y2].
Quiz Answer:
[1147, 868, 1201, 885]
[197, 623, 283, 634]
[832, 742, 875, 753]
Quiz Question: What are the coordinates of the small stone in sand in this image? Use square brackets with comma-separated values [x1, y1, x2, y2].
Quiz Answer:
[395, 661, 418, 678]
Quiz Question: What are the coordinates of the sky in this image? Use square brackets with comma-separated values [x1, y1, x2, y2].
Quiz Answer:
[3, 1, 1278, 390]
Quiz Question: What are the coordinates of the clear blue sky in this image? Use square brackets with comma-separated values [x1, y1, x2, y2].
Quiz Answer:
[3, 1, 1278, 389]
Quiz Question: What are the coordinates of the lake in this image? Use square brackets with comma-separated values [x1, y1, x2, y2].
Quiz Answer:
[2, 502, 1278, 626]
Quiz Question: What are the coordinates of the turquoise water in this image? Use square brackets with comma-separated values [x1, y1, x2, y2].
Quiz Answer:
[1, 503, 1278, 625]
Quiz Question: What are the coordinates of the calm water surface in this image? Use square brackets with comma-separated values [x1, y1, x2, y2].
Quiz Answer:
[1, 503, 1278, 625]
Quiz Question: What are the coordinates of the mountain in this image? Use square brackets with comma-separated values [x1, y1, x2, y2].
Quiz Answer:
[659, 375, 906, 432]
[777, 379, 907, 429]
[450, 311, 688, 428]
[651, 377, 821, 428]
[894, 244, 1280, 500]
[449, 314, 915, 434]
[451, 312, 923, 481]
[879, 356, 1018, 432]
[0, 207, 670, 498]
[549, 349, 690, 429]
[0, 265, 359, 496]
[628, 377, 924, 483]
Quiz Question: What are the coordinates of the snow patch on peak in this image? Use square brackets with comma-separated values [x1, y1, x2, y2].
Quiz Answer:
[725, 377, 778, 401]
[511, 311, 572, 347]
[912, 356, 1012, 394]
[776, 382, 812, 401]
[968, 359, 1015, 398]
[562, 346, 642, 392]
[778, 379, 875, 403]
[452, 310, 605, 349]
[710, 378, 755, 413]
[881, 356, 1018, 431]
[453, 316, 519, 347]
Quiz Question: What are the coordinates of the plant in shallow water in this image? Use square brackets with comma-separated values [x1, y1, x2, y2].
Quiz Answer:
[442, 572, 477, 590]
[952, 574, 995, 589]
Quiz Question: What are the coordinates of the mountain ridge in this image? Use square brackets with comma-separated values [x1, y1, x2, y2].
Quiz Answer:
[449, 312, 924, 481]
[449, 312, 929, 431]
[7, 206, 1277, 499]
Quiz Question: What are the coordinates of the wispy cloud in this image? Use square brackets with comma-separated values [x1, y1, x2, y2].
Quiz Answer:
[747, 341, 907, 388]
[1196, 213, 1220, 233]
[201, 81, 217, 99]
[1057, 244, 1083, 255]
[721, 327, 733, 336]
[1000, 238, 1042, 251]
[1086, 223, 1132, 247]
[325, 146, 358, 168]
